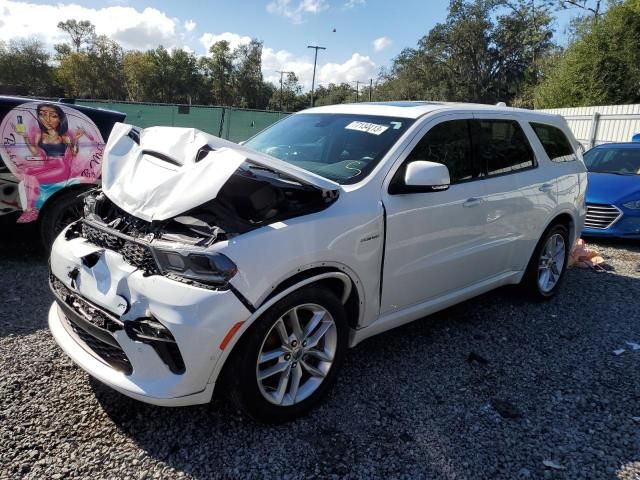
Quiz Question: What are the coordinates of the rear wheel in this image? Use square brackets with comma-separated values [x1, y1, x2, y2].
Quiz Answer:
[39, 189, 86, 250]
[226, 286, 348, 423]
[520, 223, 570, 300]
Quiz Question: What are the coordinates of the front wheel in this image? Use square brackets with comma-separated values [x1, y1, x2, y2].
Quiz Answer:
[520, 223, 570, 300]
[226, 286, 348, 423]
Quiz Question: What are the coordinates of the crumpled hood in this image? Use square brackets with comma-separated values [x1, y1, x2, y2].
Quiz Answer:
[102, 123, 339, 222]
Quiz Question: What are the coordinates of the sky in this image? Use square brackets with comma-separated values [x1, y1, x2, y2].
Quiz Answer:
[0, 0, 580, 90]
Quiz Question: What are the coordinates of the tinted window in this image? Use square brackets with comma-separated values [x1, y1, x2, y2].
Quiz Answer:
[244, 113, 413, 185]
[531, 123, 576, 162]
[403, 120, 475, 183]
[473, 120, 535, 176]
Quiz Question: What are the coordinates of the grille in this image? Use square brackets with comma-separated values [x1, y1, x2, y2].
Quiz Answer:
[81, 222, 159, 275]
[585, 204, 622, 230]
[50, 275, 133, 375]
[66, 320, 133, 375]
[51, 275, 122, 332]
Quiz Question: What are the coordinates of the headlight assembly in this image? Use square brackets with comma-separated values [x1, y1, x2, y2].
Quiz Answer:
[623, 200, 640, 209]
[154, 250, 237, 285]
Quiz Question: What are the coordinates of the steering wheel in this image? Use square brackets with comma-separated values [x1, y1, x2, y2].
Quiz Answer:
[264, 145, 293, 160]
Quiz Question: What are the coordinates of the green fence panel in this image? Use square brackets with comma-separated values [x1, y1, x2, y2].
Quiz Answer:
[221, 109, 289, 143]
[76, 101, 224, 135]
[75, 100, 287, 143]
[171, 105, 223, 135]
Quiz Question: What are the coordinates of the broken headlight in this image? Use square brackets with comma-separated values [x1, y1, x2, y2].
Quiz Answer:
[154, 250, 237, 285]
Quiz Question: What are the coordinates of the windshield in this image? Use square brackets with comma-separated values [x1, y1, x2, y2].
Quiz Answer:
[583, 146, 640, 175]
[244, 113, 414, 184]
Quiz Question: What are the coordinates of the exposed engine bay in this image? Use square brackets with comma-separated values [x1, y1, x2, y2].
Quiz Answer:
[64, 123, 340, 290]
[82, 161, 337, 247]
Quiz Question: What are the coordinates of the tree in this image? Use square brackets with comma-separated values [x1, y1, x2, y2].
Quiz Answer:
[269, 72, 304, 111]
[312, 83, 355, 106]
[0, 38, 56, 96]
[86, 35, 126, 99]
[557, 0, 621, 18]
[534, 0, 640, 107]
[233, 39, 265, 108]
[57, 19, 96, 52]
[375, 0, 555, 105]
[143, 46, 202, 103]
[55, 29, 126, 99]
[202, 41, 235, 105]
[123, 51, 155, 101]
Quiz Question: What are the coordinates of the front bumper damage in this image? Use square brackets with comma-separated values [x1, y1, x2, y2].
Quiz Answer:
[47, 122, 342, 405]
[48, 230, 252, 406]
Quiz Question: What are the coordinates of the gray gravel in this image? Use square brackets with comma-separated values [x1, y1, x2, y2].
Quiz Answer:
[1, 218, 640, 479]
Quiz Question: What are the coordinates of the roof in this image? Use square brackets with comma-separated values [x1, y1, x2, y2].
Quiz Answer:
[0, 95, 125, 118]
[591, 142, 640, 149]
[305, 100, 562, 121]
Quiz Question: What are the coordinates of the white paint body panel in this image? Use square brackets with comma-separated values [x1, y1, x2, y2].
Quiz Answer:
[48, 103, 586, 406]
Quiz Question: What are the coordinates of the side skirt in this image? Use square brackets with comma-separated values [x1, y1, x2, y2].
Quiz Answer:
[349, 270, 522, 347]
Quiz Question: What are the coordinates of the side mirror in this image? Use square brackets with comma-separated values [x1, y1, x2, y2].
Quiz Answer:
[395, 161, 450, 193]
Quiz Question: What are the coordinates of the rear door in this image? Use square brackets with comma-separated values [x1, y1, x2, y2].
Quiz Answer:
[470, 114, 548, 273]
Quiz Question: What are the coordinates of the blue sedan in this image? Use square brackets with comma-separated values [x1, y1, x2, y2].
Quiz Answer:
[582, 143, 640, 238]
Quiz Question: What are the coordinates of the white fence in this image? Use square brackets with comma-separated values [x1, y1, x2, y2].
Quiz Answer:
[538, 104, 640, 149]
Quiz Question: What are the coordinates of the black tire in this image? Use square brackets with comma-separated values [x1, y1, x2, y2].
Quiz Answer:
[39, 188, 87, 250]
[520, 223, 570, 300]
[225, 286, 348, 423]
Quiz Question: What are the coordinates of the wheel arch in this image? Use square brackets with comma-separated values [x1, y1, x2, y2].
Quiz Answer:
[543, 211, 575, 246]
[210, 266, 363, 390]
[520, 210, 575, 281]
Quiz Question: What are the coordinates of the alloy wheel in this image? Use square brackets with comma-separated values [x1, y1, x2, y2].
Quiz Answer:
[537, 233, 566, 293]
[256, 303, 337, 406]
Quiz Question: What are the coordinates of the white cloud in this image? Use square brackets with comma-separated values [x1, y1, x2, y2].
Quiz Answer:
[266, 0, 328, 24]
[199, 32, 251, 52]
[0, 0, 180, 50]
[0, 1, 377, 93]
[262, 47, 316, 88]
[262, 48, 376, 91]
[319, 53, 376, 84]
[344, 0, 365, 9]
[372, 36, 392, 52]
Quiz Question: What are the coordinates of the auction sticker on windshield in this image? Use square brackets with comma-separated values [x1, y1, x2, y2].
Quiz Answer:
[345, 121, 389, 135]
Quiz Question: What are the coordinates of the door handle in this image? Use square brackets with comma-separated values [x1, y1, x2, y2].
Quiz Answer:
[539, 183, 553, 193]
[463, 197, 484, 207]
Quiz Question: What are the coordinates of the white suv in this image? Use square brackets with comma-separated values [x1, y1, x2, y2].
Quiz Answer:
[48, 102, 586, 422]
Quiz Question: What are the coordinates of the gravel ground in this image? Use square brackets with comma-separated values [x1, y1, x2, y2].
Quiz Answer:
[1, 218, 639, 480]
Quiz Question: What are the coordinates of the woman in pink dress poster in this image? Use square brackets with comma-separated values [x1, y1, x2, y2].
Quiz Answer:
[1, 102, 104, 223]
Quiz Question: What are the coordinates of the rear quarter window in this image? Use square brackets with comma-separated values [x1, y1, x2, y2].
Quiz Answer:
[530, 123, 577, 163]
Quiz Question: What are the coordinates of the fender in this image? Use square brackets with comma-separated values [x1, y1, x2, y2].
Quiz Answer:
[515, 208, 578, 284]
[207, 271, 354, 387]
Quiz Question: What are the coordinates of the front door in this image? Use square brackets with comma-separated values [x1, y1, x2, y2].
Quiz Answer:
[380, 115, 493, 315]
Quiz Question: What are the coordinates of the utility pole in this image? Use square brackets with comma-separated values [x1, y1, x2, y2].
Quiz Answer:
[276, 70, 294, 111]
[369, 78, 373, 102]
[307, 45, 326, 108]
[353, 80, 365, 102]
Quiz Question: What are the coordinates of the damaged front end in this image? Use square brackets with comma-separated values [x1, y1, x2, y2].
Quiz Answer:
[65, 122, 340, 291]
